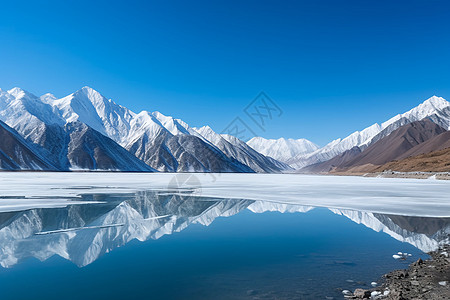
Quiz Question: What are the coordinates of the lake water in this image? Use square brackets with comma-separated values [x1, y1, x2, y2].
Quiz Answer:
[0, 173, 449, 300]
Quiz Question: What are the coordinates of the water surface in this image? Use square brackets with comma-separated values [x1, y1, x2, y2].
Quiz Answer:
[0, 186, 448, 300]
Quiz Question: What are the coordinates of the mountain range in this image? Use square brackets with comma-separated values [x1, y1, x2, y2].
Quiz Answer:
[252, 96, 450, 174]
[0, 87, 291, 172]
[0, 87, 449, 174]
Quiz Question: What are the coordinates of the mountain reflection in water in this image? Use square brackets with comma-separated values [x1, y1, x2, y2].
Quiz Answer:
[0, 190, 448, 269]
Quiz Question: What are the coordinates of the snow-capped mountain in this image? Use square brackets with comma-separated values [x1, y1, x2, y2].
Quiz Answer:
[0, 88, 65, 142]
[3, 86, 447, 173]
[246, 137, 319, 163]
[0, 86, 288, 172]
[49, 87, 136, 144]
[288, 96, 450, 169]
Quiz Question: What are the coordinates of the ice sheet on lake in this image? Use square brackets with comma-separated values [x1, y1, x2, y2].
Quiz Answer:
[0, 172, 449, 217]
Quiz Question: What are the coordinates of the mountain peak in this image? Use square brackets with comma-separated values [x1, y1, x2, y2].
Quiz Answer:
[67, 86, 108, 108]
[40, 93, 57, 103]
[80, 86, 99, 93]
[196, 125, 213, 132]
[7, 87, 27, 98]
[422, 96, 449, 109]
[71, 86, 104, 100]
[73, 86, 103, 99]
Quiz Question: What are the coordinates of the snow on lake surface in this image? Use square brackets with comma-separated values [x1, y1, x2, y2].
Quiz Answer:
[0, 172, 449, 216]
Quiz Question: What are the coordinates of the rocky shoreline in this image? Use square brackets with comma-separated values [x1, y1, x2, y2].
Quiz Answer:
[342, 245, 450, 299]
[364, 171, 450, 181]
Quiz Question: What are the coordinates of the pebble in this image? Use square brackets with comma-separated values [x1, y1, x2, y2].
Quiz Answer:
[371, 291, 381, 297]
[341, 290, 352, 296]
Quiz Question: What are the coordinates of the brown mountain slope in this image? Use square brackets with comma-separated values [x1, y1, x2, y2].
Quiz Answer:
[373, 147, 450, 172]
[336, 119, 446, 171]
[398, 130, 450, 159]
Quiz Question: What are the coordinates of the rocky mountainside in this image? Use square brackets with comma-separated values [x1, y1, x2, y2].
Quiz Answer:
[300, 146, 362, 173]
[195, 127, 291, 172]
[399, 130, 450, 159]
[0, 120, 56, 171]
[332, 120, 447, 172]
[302, 120, 448, 173]
[64, 122, 156, 171]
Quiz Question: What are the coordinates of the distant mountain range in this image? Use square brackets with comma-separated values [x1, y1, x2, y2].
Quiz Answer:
[255, 96, 450, 174]
[0, 87, 449, 174]
[288, 96, 450, 170]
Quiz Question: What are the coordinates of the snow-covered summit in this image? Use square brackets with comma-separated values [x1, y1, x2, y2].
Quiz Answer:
[382, 96, 450, 129]
[247, 137, 319, 163]
[40, 93, 57, 103]
[7, 87, 28, 98]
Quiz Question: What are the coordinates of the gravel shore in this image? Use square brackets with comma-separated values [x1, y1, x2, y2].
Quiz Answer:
[343, 245, 450, 299]
[364, 171, 450, 180]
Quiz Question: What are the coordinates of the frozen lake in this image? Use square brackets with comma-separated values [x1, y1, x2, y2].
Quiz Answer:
[0, 172, 449, 216]
[0, 173, 449, 299]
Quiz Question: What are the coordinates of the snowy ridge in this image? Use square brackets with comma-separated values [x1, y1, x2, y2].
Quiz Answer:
[51, 87, 136, 144]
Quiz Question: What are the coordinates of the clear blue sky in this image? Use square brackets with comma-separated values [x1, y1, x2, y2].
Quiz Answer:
[1, 0, 449, 145]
